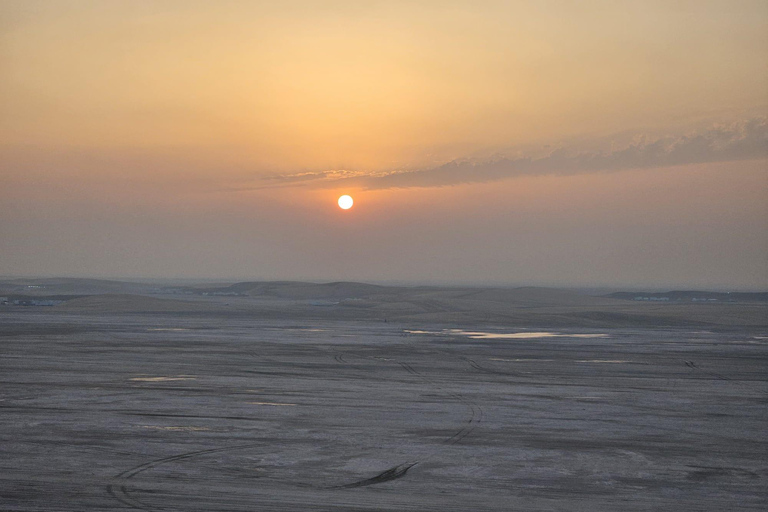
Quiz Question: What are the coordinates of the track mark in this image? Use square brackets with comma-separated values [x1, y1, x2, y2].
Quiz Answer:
[328, 349, 485, 489]
[332, 462, 419, 489]
[684, 359, 767, 396]
[395, 358, 484, 448]
[463, 357, 517, 377]
[685, 360, 731, 381]
[443, 399, 483, 446]
[398, 361, 420, 377]
[107, 443, 263, 510]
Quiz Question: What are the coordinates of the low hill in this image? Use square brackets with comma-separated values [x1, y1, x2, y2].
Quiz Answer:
[3, 278, 763, 327]
[204, 281, 395, 300]
[608, 291, 768, 302]
[0, 278, 157, 296]
[55, 294, 225, 314]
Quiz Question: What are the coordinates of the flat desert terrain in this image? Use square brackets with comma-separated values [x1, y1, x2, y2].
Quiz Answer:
[1, 281, 766, 510]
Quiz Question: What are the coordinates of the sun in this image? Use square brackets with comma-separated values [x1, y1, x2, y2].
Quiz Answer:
[338, 195, 354, 210]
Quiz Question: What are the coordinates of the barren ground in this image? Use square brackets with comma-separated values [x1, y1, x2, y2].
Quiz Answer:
[1, 288, 766, 510]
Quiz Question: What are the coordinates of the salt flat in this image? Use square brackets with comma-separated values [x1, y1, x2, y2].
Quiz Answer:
[1, 301, 766, 511]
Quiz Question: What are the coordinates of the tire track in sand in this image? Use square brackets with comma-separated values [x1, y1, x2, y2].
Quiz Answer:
[327, 350, 484, 489]
[106, 443, 264, 510]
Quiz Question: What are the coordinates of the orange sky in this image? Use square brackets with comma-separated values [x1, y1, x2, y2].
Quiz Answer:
[1, 1, 767, 288]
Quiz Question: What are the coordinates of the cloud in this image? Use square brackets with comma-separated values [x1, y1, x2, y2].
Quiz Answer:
[254, 117, 768, 190]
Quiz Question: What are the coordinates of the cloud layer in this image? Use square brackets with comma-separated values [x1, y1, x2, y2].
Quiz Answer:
[261, 118, 768, 190]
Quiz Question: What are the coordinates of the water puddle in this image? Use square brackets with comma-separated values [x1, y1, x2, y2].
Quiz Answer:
[489, 357, 555, 362]
[490, 357, 634, 364]
[247, 401, 297, 406]
[405, 329, 608, 339]
[575, 359, 631, 363]
[130, 375, 196, 382]
[140, 426, 211, 431]
[449, 329, 609, 339]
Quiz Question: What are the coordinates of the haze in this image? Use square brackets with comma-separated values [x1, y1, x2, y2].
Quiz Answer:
[1, 0, 767, 289]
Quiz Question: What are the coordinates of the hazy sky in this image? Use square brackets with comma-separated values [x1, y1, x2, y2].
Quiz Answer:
[1, 0, 767, 289]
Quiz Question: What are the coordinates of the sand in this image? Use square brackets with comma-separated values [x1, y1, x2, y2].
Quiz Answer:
[1, 293, 766, 510]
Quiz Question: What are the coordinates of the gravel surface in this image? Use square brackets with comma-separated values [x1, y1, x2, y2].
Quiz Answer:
[1, 311, 766, 511]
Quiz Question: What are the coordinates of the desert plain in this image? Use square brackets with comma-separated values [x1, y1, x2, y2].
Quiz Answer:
[1, 280, 766, 511]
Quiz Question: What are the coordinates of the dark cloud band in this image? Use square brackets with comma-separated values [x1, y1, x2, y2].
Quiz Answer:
[261, 117, 767, 190]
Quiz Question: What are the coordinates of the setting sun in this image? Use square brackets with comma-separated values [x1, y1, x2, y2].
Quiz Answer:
[338, 195, 354, 210]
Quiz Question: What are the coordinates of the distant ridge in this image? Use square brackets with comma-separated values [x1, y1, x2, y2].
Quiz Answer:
[196, 281, 392, 299]
[56, 294, 223, 313]
[0, 278, 157, 295]
[2, 278, 765, 327]
[3, 277, 765, 301]
[607, 291, 768, 302]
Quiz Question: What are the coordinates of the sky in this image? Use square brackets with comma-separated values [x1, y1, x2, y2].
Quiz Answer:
[1, 0, 767, 289]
